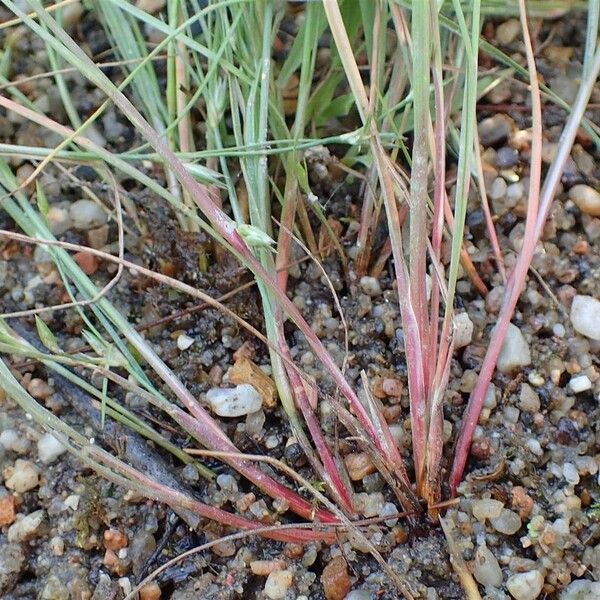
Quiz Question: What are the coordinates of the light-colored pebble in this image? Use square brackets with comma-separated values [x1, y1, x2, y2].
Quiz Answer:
[489, 177, 508, 202]
[496, 324, 531, 373]
[569, 184, 600, 217]
[207, 384, 262, 417]
[473, 544, 503, 588]
[491, 509, 522, 535]
[0, 429, 30, 454]
[478, 114, 512, 147]
[519, 384, 540, 413]
[506, 570, 544, 600]
[264, 569, 293, 599]
[569, 375, 592, 394]
[176, 334, 194, 351]
[472, 498, 504, 522]
[37, 433, 66, 464]
[453, 312, 474, 348]
[47, 205, 72, 236]
[359, 276, 382, 297]
[559, 579, 600, 599]
[3, 459, 39, 493]
[344, 452, 376, 481]
[7, 510, 45, 542]
[496, 18, 521, 45]
[69, 199, 108, 231]
[563, 462, 580, 485]
[571, 295, 600, 340]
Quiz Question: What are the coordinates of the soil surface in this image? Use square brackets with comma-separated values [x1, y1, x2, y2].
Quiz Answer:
[1, 4, 600, 600]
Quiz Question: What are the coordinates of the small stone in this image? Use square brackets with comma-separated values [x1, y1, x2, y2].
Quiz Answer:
[47, 205, 72, 236]
[519, 384, 540, 413]
[207, 384, 262, 417]
[50, 536, 65, 556]
[507, 182, 525, 206]
[0, 495, 16, 526]
[569, 375, 592, 393]
[40, 576, 69, 600]
[0, 542, 25, 594]
[7, 510, 45, 542]
[264, 569, 293, 599]
[139, 582, 161, 600]
[359, 276, 382, 297]
[478, 114, 512, 147]
[473, 544, 503, 588]
[472, 498, 504, 522]
[104, 529, 128, 551]
[496, 18, 521, 45]
[64, 494, 80, 511]
[345, 592, 373, 600]
[37, 433, 66, 464]
[491, 508, 522, 535]
[453, 312, 474, 348]
[176, 334, 194, 351]
[571, 295, 600, 340]
[0, 429, 29, 454]
[563, 462, 580, 485]
[250, 559, 286, 576]
[506, 570, 544, 600]
[3, 459, 39, 493]
[74, 251, 99, 275]
[322, 556, 351, 600]
[344, 452, 376, 481]
[559, 579, 600, 599]
[87, 225, 110, 250]
[216, 473, 238, 492]
[496, 146, 519, 168]
[489, 176, 508, 202]
[496, 324, 531, 373]
[569, 184, 600, 217]
[27, 378, 53, 400]
[69, 199, 108, 230]
[136, 0, 166, 12]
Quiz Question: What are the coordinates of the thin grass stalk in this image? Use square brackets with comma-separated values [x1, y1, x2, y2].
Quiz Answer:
[408, 2, 430, 434]
[449, 0, 591, 492]
[322, 0, 420, 501]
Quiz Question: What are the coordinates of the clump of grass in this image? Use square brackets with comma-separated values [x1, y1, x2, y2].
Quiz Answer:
[0, 0, 599, 596]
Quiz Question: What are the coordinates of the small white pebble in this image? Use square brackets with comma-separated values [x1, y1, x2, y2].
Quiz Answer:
[176, 334, 195, 351]
[563, 462, 580, 486]
[63, 494, 80, 511]
[37, 433, 66, 464]
[506, 570, 544, 600]
[359, 276, 382, 297]
[526, 439, 543, 457]
[264, 569, 293, 599]
[569, 375, 592, 394]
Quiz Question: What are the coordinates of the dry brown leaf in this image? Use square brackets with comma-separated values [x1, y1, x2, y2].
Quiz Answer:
[230, 357, 277, 409]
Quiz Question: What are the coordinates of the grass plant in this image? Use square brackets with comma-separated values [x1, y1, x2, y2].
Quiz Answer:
[0, 0, 599, 596]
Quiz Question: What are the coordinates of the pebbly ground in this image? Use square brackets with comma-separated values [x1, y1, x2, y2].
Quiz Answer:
[1, 4, 600, 600]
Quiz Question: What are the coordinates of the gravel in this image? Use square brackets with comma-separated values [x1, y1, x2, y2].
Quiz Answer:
[506, 570, 544, 600]
[37, 432, 67, 464]
[496, 323, 532, 373]
[69, 199, 108, 230]
[570, 295, 600, 340]
[569, 184, 600, 217]
[206, 384, 263, 417]
[473, 543, 503, 588]
[264, 569, 293, 599]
